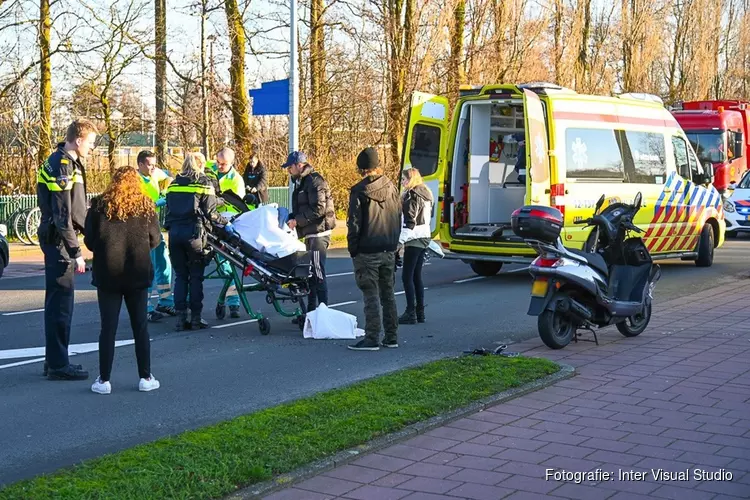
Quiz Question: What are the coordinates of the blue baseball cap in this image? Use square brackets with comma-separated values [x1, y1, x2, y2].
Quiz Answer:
[282, 151, 307, 168]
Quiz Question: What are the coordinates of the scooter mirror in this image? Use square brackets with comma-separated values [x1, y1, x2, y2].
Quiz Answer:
[594, 194, 606, 213]
[634, 192, 642, 209]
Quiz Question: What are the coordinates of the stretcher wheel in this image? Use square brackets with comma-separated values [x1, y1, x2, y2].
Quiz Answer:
[215, 304, 226, 319]
[258, 317, 271, 335]
[266, 293, 275, 305]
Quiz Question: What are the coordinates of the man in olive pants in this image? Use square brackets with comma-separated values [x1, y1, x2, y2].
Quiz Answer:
[346, 148, 402, 351]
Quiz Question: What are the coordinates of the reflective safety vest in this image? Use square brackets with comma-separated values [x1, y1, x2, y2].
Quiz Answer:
[166, 182, 216, 196]
[140, 168, 170, 210]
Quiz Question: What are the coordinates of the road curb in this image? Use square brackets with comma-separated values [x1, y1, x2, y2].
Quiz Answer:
[224, 362, 576, 500]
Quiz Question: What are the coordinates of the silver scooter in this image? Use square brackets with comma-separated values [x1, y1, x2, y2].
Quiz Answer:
[512, 192, 661, 349]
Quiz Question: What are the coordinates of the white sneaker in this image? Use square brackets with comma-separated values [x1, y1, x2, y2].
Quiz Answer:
[91, 377, 111, 395]
[139, 375, 160, 392]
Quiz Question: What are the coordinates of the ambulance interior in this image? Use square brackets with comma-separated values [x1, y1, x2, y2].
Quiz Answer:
[451, 101, 527, 239]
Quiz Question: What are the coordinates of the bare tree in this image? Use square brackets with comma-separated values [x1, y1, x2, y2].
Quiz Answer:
[38, 0, 51, 164]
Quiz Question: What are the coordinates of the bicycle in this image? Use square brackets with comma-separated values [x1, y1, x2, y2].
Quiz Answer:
[0, 185, 32, 245]
[24, 206, 41, 245]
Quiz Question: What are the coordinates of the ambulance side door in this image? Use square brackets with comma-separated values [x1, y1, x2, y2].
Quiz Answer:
[401, 92, 451, 237]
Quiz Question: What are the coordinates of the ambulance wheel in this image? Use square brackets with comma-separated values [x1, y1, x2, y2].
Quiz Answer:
[258, 318, 271, 335]
[538, 310, 574, 349]
[469, 261, 502, 276]
[215, 304, 226, 319]
[695, 224, 715, 268]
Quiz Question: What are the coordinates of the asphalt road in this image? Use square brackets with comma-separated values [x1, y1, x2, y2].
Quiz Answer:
[0, 236, 749, 486]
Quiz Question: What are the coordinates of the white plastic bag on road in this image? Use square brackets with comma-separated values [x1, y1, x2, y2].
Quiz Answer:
[303, 303, 365, 339]
[230, 204, 306, 258]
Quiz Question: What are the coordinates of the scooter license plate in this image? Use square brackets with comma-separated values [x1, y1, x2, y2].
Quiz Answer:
[531, 279, 549, 297]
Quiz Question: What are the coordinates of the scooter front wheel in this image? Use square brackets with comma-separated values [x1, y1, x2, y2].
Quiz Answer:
[616, 303, 652, 337]
[538, 310, 575, 349]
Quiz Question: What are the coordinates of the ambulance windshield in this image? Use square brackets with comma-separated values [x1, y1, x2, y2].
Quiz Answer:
[686, 131, 728, 164]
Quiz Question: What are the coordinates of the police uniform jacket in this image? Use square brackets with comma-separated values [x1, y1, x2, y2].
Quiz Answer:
[164, 174, 228, 244]
[36, 143, 88, 259]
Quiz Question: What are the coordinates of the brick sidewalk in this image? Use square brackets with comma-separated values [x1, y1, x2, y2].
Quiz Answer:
[264, 280, 750, 500]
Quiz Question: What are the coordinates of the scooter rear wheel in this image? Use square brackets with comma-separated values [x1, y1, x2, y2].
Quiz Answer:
[538, 310, 575, 349]
[616, 303, 651, 337]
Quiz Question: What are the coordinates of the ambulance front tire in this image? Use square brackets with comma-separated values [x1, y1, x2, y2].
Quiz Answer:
[469, 261, 503, 276]
[695, 224, 715, 268]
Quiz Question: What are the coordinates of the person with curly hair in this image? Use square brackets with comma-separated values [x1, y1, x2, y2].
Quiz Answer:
[84, 167, 162, 394]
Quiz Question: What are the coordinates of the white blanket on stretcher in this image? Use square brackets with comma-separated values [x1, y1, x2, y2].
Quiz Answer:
[228, 204, 306, 259]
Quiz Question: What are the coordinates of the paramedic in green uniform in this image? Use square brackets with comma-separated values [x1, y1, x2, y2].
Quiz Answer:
[137, 150, 176, 322]
[212, 147, 246, 317]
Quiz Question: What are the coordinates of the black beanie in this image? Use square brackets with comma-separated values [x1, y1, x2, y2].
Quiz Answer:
[357, 147, 379, 171]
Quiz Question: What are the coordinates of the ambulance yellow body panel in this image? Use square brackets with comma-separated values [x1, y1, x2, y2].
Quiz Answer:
[400, 83, 725, 275]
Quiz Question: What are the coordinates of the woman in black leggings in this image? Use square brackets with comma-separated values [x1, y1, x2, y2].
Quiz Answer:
[84, 167, 162, 394]
[398, 168, 434, 324]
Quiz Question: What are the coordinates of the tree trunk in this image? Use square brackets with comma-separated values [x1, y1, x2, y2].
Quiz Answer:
[309, 0, 326, 155]
[552, 0, 563, 84]
[385, 0, 415, 170]
[621, 0, 632, 92]
[225, 0, 253, 164]
[155, 0, 167, 169]
[200, 0, 209, 158]
[449, 0, 466, 104]
[102, 97, 116, 175]
[574, 0, 592, 91]
[38, 0, 52, 166]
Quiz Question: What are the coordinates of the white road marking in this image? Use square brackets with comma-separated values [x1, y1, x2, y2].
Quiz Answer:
[0, 340, 136, 369]
[453, 276, 486, 284]
[2, 308, 45, 316]
[328, 272, 353, 277]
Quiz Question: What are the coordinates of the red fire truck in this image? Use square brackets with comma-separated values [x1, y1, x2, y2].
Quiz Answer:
[671, 100, 750, 194]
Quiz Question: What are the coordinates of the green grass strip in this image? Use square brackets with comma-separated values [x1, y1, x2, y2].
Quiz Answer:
[1, 355, 559, 500]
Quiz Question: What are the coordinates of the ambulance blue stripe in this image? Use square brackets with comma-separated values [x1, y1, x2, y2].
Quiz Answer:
[664, 180, 681, 214]
[696, 189, 707, 209]
[655, 173, 675, 209]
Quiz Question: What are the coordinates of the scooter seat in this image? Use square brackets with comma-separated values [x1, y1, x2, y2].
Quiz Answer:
[569, 248, 609, 277]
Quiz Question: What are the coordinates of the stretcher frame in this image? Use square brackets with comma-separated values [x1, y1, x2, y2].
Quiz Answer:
[205, 230, 310, 335]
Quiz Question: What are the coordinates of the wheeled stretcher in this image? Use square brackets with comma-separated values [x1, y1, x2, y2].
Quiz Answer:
[205, 222, 311, 335]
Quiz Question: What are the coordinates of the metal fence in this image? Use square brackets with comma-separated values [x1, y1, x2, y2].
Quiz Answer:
[0, 187, 290, 227]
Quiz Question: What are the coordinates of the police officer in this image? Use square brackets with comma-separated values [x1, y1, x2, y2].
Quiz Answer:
[136, 150, 175, 322]
[37, 119, 98, 380]
[165, 152, 232, 330]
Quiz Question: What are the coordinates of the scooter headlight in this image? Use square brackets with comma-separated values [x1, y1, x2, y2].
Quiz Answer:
[723, 200, 735, 213]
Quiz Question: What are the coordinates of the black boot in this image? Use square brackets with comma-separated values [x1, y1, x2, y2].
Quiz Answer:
[416, 305, 426, 323]
[399, 308, 417, 325]
[176, 310, 189, 331]
[191, 314, 208, 329]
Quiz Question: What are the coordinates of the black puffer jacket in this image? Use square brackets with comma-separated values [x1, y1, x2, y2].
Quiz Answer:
[83, 196, 161, 292]
[347, 174, 401, 257]
[290, 164, 336, 238]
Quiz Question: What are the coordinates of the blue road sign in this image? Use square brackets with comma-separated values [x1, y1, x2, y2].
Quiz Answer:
[249, 79, 290, 115]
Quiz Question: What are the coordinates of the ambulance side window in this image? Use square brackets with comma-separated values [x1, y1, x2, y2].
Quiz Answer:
[619, 131, 667, 184]
[671, 136, 691, 180]
[409, 124, 441, 177]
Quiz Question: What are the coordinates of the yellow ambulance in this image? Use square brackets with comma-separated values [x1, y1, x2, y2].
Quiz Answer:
[401, 82, 725, 276]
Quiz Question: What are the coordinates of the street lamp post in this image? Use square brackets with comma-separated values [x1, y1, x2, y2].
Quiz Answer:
[288, 0, 299, 208]
[290, 0, 298, 154]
